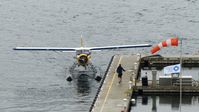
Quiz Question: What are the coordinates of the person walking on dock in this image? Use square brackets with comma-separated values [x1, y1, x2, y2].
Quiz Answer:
[116, 64, 125, 84]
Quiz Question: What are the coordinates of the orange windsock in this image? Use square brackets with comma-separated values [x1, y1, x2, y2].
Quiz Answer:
[151, 45, 161, 54]
[151, 37, 179, 54]
[171, 38, 178, 46]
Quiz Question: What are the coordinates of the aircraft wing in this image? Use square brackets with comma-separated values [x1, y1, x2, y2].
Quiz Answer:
[13, 47, 76, 52]
[89, 44, 152, 51]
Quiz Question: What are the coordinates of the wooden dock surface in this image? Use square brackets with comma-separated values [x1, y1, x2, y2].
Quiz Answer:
[91, 54, 140, 112]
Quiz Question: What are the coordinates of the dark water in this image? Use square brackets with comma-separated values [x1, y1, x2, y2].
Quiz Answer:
[1, 0, 199, 112]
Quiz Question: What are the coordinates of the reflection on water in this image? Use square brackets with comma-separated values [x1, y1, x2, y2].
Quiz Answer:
[131, 95, 199, 112]
[136, 68, 199, 112]
[76, 74, 91, 96]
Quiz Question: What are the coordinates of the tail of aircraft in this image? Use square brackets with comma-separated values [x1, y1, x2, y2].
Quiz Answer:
[80, 35, 84, 48]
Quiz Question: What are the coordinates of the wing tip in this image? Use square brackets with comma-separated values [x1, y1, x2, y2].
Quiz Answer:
[13, 47, 18, 50]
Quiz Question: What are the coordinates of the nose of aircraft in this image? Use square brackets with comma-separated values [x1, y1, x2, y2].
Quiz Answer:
[78, 55, 88, 65]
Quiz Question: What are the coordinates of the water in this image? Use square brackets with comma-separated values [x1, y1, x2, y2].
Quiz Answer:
[131, 95, 199, 112]
[0, 0, 199, 112]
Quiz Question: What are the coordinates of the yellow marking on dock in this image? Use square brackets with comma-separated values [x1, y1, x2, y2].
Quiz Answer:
[99, 56, 123, 112]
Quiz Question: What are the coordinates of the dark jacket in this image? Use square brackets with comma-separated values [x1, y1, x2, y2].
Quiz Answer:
[116, 65, 125, 74]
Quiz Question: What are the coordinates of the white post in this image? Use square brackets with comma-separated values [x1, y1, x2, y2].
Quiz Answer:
[136, 53, 141, 62]
[123, 98, 127, 111]
[134, 62, 138, 70]
[129, 81, 132, 89]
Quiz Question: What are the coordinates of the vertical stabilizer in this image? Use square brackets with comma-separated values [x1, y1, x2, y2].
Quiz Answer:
[80, 35, 84, 48]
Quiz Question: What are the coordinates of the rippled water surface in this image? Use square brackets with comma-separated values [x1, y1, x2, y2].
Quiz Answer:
[1, 0, 199, 112]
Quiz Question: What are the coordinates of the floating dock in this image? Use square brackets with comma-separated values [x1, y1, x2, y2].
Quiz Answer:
[90, 54, 199, 112]
[134, 85, 199, 95]
[90, 54, 140, 112]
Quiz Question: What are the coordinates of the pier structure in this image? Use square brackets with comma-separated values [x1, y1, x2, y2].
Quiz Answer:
[90, 54, 199, 112]
[141, 55, 199, 69]
[90, 54, 140, 112]
[136, 55, 199, 94]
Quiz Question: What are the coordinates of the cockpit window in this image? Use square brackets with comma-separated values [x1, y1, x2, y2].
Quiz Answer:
[76, 50, 91, 55]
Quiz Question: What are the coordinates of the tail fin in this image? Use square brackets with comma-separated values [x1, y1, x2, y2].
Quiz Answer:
[80, 35, 84, 48]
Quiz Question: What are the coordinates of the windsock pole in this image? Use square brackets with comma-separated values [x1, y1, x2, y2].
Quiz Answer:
[179, 38, 183, 112]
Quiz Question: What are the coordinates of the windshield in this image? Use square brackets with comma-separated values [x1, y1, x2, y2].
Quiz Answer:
[76, 49, 91, 55]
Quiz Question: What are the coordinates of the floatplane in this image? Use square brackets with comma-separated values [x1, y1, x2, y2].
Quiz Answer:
[14, 36, 151, 82]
